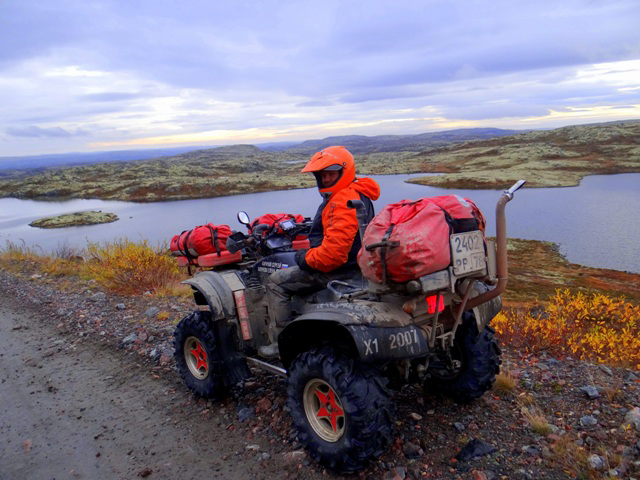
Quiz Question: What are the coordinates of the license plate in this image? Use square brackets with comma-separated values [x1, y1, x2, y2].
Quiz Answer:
[450, 231, 486, 276]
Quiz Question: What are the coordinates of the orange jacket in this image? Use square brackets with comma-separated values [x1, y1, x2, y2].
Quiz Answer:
[305, 177, 380, 272]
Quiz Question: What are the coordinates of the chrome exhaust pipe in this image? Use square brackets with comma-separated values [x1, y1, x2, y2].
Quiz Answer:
[465, 180, 525, 310]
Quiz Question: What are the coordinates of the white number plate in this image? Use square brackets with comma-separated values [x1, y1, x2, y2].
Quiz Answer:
[450, 231, 486, 275]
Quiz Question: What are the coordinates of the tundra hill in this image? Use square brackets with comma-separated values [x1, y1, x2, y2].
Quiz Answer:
[0, 129, 521, 202]
[407, 119, 640, 189]
[0, 144, 312, 202]
[0, 121, 638, 202]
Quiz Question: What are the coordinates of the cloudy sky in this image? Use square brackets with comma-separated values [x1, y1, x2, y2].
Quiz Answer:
[1, 0, 639, 157]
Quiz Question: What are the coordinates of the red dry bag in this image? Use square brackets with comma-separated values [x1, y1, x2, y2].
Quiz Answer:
[249, 213, 306, 236]
[357, 195, 485, 284]
[170, 223, 232, 259]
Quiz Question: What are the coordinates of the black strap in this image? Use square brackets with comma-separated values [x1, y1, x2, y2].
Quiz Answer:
[208, 225, 221, 257]
[380, 224, 395, 284]
[182, 230, 196, 261]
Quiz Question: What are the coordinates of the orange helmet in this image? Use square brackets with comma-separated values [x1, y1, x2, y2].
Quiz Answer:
[301, 146, 356, 196]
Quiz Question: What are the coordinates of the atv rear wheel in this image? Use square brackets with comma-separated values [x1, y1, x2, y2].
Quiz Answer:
[173, 311, 226, 400]
[286, 347, 393, 473]
[424, 312, 501, 404]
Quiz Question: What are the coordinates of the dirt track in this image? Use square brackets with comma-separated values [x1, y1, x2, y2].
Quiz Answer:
[0, 290, 321, 480]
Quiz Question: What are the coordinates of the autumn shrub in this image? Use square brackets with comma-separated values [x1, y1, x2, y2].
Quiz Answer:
[493, 289, 640, 368]
[0, 240, 41, 262]
[0, 240, 48, 274]
[86, 239, 182, 294]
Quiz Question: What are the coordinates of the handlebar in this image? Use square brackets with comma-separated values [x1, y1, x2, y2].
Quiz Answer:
[252, 224, 271, 236]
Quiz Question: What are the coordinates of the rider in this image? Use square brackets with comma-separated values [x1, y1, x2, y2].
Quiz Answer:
[260, 146, 380, 357]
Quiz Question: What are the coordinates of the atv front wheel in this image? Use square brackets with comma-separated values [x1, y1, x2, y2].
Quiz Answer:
[424, 312, 501, 404]
[286, 347, 394, 473]
[173, 311, 226, 399]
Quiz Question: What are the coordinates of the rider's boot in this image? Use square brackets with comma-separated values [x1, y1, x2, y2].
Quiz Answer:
[258, 323, 283, 359]
[258, 343, 280, 358]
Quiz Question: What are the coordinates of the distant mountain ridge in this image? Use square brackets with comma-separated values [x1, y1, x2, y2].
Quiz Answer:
[285, 128, 524, 154]
[0, 127, 523, 171]
[0, 146, 215, 171]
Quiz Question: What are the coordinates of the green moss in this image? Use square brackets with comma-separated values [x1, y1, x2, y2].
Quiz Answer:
[30, 211, 119, 228]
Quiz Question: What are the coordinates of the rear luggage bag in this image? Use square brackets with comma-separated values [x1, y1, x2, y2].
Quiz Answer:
[357, 195, 485, 284]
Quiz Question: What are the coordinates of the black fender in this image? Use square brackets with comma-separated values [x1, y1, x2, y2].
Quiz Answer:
[182, 271, 236, 320]
[278, 316, 429, 369]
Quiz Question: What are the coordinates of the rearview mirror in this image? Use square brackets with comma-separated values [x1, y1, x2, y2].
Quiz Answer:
[237, 211, 251, 226]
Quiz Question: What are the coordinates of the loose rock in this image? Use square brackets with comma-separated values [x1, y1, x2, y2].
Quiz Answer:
[587, 454, 606, 471]
[623, 407, 640, 432]
[456, 439, 497, 462]
[121, 333, 137, 345]
[579, 385, 600, 399]
[91, 292, 107, 302]
[580, 415, 598, 427]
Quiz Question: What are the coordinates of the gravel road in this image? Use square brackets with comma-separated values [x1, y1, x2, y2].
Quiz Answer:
[0, 289, 321, 480]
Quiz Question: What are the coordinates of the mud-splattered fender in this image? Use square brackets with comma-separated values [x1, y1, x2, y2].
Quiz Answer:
[182, 271, 236, 320]
[279, 301, 429, 366]
[344, 324, 429, 362]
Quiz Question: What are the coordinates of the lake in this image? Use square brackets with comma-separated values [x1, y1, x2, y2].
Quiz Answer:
[0, 173, 638, 273]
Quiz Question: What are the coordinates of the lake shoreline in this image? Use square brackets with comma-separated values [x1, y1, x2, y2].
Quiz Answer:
[2, 173, 638, 274]
[3, 169, 640, 203]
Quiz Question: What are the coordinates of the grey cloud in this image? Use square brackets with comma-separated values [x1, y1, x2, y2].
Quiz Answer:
[1, 0, 640, 157]
[443, 104, 551, 121]
[3, 0, 639, 97]
[6, 126, 90, 138]
[80, 92, 147, 102]
[297, 101, 335, 107]
[338, 88, 425, 104]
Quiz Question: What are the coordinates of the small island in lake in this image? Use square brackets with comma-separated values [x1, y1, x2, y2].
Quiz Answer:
[29, 211, 119, 229]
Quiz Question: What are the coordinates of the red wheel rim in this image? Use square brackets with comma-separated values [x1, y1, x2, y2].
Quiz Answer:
[185, 336, 209, 380]
[303, 378, 345, 442]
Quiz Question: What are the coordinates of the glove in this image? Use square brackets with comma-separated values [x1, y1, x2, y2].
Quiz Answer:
[294, 249, 313, 272]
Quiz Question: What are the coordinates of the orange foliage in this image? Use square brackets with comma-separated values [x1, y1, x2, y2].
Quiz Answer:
[493, 289, 640, 369]
[86, 240, 183, 294]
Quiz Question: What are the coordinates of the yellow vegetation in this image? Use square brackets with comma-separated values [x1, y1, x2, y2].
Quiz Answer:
[493, 289, 640, 369]
[0, 239, 186, 296]
[85, 240, 183, 294]
[492, 368, 517, 396]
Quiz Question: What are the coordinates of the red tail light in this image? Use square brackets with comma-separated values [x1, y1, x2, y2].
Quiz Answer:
[426, 294, 444, 314]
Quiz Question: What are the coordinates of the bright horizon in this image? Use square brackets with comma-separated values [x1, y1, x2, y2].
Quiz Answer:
[1, 1, 639, 157]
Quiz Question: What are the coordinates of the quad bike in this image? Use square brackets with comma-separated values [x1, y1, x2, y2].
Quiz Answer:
[172, 180, 526, 472]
